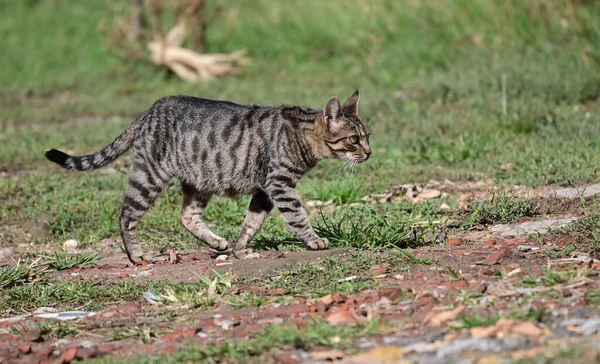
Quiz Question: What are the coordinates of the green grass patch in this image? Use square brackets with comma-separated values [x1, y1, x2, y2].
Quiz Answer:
[104, 319, 384, 364]
[464, 192, 538, 226]
[44, 252, 100, 271]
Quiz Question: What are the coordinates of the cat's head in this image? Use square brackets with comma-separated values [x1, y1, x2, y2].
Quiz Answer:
[315, 90, 372, 163]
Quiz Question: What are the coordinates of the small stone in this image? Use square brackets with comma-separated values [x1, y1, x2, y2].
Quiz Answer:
[517, 245, 539, 252]
[418, 189, 442, 200]
[217, 319, 236, 330]
[22, 329, 44, 343]
[0, 247, 14, 260]
[63, 239, 79, 253]
[80, 340, 94, 349]
[119, 273, 129, 279]
[439, 203, 450, 210]
[215, 255, 228, 262]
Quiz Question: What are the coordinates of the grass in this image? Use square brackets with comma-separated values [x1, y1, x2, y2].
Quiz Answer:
[2, 0, 600, 253]
[0, 270, 237, 315]
[3, 1, 600, 361]
[466, 191, 539, 226]
[103, 319, 384, 364]
[245, 251, 379, 297]
[44, 252, 100, 270]
[0, 259, 46, 290]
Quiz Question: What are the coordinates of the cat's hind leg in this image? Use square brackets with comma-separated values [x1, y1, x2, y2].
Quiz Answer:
[233, 189, 273, 259]
[120, 159, 171, 264]
[180, 182, 229, 252]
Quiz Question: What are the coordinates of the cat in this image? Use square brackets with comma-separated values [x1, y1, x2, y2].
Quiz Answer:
[45, 91, 371, 264]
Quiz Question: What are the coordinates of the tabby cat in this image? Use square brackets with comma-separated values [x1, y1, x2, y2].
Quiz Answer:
[45, 91, 372, 264]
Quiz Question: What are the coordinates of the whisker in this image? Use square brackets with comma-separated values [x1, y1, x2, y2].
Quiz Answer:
[366, 114, 382, 129]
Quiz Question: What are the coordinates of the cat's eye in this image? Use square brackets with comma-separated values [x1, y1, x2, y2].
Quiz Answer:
[349, 136, 359, 144]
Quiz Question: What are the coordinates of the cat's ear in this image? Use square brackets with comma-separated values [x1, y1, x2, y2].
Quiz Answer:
[323, 96, 341, 121]
[342, 90, 360, 116]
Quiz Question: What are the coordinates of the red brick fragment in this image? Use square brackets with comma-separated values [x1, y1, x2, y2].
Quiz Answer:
[311, 301, 327, 313]
[332, 293, 346, 303]
[76, 348, 99, 360]
[260, 251, 285, 259]
[276, 353, 299, 364]
[414, 272, 424, 279]
[325, 309, 357, 326]
[257, 303, 310, 319]
[480, 247, 512, 265]
[447, 280, 468, 290]
[319, 294, 335, 305]
[160, 328, 199, 341]
[119, 272, 129, 279]
[378, 287, 406, 302]
[58, 347, 78, 363]
[447, 238, 463, 246]
[17, 344, 31, 354]
[164, 345, 178, 354]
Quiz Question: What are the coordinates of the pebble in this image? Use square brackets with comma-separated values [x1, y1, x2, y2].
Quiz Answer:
[215, 255, 228, 262]
[218, 319, 236, 330]
[580, 318, 600, 337]
[80, 340, 94, 349]
[517, 245, 540, 252]
[419, 189, 442, 200]
[63, 239, 79, 253]
[0, 247, 14, 261]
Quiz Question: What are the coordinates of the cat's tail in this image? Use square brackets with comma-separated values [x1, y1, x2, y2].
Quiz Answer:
[45, 113, 146, 171]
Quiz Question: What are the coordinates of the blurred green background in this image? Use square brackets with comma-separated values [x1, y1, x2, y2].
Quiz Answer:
[2, 0, 600, 249]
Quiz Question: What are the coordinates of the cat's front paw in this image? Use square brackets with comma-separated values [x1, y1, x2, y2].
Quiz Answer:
[306, 237, 329, 250]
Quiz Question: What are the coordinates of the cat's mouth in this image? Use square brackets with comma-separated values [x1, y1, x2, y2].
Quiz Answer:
[342, 154, 370, 163]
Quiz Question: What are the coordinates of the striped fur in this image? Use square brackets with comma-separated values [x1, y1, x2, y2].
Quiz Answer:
[45, 91, 372, 264]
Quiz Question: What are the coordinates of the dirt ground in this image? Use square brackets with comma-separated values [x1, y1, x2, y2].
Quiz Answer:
[2, 184, 600, 363]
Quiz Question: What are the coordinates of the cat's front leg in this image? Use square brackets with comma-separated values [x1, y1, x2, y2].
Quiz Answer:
[264, 182, 329, 251]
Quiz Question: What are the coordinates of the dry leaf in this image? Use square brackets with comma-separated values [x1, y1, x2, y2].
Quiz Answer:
[342, 346, 406, 364]
[426, 305, 466, 327]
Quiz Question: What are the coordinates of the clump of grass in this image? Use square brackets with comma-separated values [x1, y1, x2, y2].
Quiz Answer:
[452, 312, 499, 330]
[0, 259, 46, 289]
[314, 214, 414, 250]
[45, 252, 100, 270]
[468, 191, 538, 225]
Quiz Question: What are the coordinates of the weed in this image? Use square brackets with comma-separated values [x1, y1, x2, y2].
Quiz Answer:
[0, 259, 46, 290]
[314, 214, 414, 250]
[45, 252, 100, 270]
[109, 326, 156, 344]
[445, 267, 463, 281]
[469, 192, 538, 225]
[451, 312, 499, 330]
[393, 249, 436, 265]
